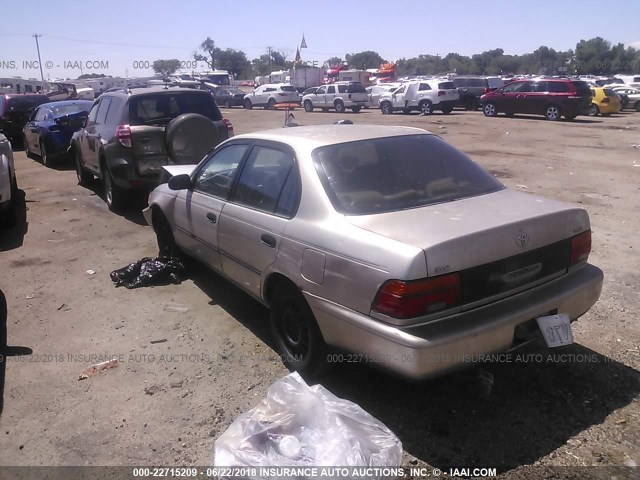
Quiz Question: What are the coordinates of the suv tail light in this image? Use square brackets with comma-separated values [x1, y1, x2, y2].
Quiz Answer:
[115, 124, 132, 147]
[438, 91, 446, 96]
[570, 231, 591, 265]
[372, 273, 461, 319]
[222, 118, 234, 137]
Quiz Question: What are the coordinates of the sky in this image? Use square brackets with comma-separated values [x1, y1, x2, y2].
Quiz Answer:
[1, 0, 639, 80]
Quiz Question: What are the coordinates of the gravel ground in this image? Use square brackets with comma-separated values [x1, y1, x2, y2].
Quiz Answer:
[0, 106, 638, 479]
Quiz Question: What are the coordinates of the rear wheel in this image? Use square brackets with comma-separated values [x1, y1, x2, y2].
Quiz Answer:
[270, 282, 328, 376]
[266, 98, 276, 110]
[545, 104, 561, 121]
[102, 164, 127, 212]
[420, 100, 433, 115]
[589, 104, 599, 116]
[224, 100, 232, 109]
[380, 102, 393, 115]
[303, 100, 314, 112]
[441, 105, 454, 114]
[243, 99, 253, 110]
[334, 100, 346, 113]
[23, 136, 33, 159]
[40, 140, 52, 167]
[75, 150, 92, 186]
[351, 106, 361, 113]
[635, 101, 640, 112]
[463, 98, 477, 111]
[483, 102, 498, 117]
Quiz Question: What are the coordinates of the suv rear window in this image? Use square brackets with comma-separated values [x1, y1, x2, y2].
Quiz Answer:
[127, 92, 222, 126]
[7, 96, 49, 111]
[438, 82, 456, 89]
[346, 83, 367, 93]
[571, 81, 593, 96]
[603, 88, 617, 97]
[313, 134, 504, 215]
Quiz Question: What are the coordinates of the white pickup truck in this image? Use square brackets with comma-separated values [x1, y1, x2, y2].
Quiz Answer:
[379, 79, 459, 115]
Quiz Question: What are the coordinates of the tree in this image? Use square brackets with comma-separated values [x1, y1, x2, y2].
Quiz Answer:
[324, 57, 343, 68]
[152, 59, 181, 76]
[216, 49, 251, 78]
[345, 51, 385, 70]
[77, 73, 107, 79]
[194, 37, 221, 70]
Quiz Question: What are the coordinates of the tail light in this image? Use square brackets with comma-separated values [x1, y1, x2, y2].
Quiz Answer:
[372, 273, 461, 319]
[438, 91, 446, 96]
[115, 124, 132, 147]
[570, 231, 591, 265]
[483, 88, 490, 94]
[222, 118, 234, 137]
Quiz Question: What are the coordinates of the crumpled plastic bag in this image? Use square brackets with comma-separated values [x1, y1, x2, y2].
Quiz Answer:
[109, 257, 186, 289]
[214, 372, 402, 477]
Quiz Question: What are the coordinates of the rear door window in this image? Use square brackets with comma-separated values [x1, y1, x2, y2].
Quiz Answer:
[548, 82, 570, 93]
[337, 85, 347, 94]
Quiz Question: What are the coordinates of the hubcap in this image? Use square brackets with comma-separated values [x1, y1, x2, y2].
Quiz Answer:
[41, 144, 47, 164]
[485, 104, 495, 116]
[281, 303, 309, 357]
[422, 103, 431, 114]
[548, 107, 558, 119]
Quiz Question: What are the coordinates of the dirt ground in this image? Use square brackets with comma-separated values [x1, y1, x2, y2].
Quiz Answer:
[0, 106, 638, 479]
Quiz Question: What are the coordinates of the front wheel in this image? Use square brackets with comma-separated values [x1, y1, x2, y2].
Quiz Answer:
[380, 102, 393, 115]
[270, 282, 328, 376]
[635, 101, 640, 112]
[224, 100, 232, 109]
[75, 150, 92, 186]
[24, 136, 33, 159]
[420, 101, 433, 115]
[40, 140, 52, 167]
[441, 105, 453, 114]
[153, 208, 182, 258]
[483, 102, 498, 117]
[589, 104, 599, 116]
[334, 101, 346, 113]
[303, 100, 314, 112]
[545, 104, 561, 121]
[351, 106, 361, 113]
[243, 99, 253, 110]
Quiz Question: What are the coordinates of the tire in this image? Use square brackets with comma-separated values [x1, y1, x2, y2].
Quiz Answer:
[545, 104, 561, 121]
[40, 140, 52, 167]
[419, 100, 433, 115]
[102, 163, 127, 212]
[24, 136, 33, 159]
[380, 102, 393, 115]
[463, 98, 477, 111]
[270, 282, 328, 375]
[75, 150, 92, 186]
[153, 208, 181, 258]
[635, 101, 640, 112]
[266, 98, 276, 110]
[334, 100, 345, 113]
[589, 104, 599, 116]
[303, 100, 314, 112]
[224, 100, 232, 109]
[483, 102, 498, 117]
[243, 99, 253, 110]
[441, 105, 454, 114]
[351, 106, 361, 113]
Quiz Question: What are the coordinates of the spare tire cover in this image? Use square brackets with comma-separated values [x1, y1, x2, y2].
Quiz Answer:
[165, 113, 223, 164]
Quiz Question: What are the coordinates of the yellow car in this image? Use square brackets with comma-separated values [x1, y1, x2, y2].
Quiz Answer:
[589, 87, 622, 116]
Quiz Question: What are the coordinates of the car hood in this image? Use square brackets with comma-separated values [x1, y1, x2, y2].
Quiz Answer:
[346, 189, 590, 275]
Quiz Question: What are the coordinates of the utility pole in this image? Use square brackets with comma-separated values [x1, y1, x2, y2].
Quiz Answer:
[33, 34, 45, 82]
[267, 46, 272, 74]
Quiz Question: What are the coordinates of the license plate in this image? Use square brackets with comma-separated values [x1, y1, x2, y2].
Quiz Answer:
[536, 313, 573, 348]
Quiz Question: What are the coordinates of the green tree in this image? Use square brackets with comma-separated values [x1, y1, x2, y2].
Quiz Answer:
[152, 59, 182, 76]
[216, 49, 251, 78]
[194, 37, 221, 70]
[345, 51, 385, 70]
[324, 57, 343, 68]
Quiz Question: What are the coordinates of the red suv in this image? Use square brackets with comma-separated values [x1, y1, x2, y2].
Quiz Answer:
[481, 79, 593, 121]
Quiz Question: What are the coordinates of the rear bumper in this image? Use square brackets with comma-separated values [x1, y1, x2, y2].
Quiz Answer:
[108, 157, 166, 190]
[305, 264, 603, 380]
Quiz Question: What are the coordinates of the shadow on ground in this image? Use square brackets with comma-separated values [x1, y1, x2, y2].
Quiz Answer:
[0, 190, 28, 251]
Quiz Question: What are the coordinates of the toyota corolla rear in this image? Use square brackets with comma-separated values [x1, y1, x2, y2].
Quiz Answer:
[306, 132, 603, 379]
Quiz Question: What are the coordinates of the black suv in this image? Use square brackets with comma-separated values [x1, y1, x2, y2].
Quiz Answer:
[0, 94, 51, 142]
[70, 86, 233, 211]
[451, 76, 504, 110]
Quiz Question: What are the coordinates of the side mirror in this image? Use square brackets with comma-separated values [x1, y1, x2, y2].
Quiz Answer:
[168, 174, 192, 190]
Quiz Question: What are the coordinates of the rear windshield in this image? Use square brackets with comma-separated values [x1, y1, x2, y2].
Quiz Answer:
[279, 85, 297, 92]
[453, 78, 487, 88]
[438, 82, 456, 89]
[347, 83, 367, 93]
[571, 81, 593, 96]
[313, 134, 504, 215]
[7, 96, 49, 112]
[128, 92, 222, 125]
[603, 88, 617, 97]
[50, 102, 92, 116]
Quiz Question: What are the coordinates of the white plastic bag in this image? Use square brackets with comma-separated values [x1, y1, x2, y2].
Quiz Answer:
[214, 372, 402, 477]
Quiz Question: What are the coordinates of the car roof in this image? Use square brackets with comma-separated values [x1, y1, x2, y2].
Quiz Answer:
[102, 86, 211, 97]
[39, 100, 93, 108]
[232, 124, 432, 150]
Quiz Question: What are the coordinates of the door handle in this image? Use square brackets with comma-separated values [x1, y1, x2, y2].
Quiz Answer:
[261, 234, 276, 248]
[206, 212, 217, 224]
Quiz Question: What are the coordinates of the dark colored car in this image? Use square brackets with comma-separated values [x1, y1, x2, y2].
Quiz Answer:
[213, 87, 246, 108]
[22, 100, 93, 166]
[0, 94, 51, 142]
[481, 79, 593, 121]
[452, 76, 504, 110]
[70, 86, 234, 211]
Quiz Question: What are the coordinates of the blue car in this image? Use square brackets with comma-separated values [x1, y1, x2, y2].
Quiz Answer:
[22, 100, 92, 166]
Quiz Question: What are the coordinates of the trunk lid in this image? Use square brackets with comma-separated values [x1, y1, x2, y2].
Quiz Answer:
[347, 189, 589, 277]
[130, 125, 168, 176]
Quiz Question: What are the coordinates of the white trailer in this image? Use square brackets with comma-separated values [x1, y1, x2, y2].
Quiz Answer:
[338, 69, 371, 86]
[290, 66, 324, 90]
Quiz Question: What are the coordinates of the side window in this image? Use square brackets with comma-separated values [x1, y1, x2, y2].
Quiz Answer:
[503, 82, 527, 93]
[338, 85, 347, 93]
[87, 101, 100, 125]
[193, 144, 248, 198]
[105, 97, 123, 125]
[395, 85, 406, 94]
[533, 82, 548, 92]
[548, 82, 570, 93]
[327, 86, 335, 94]
[233, 146, 296, 215]
[31, 107, 42, 121]
[418, 83, 431, 91]
[95, 98, 112, 124]
[316, 87, 326, 94]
